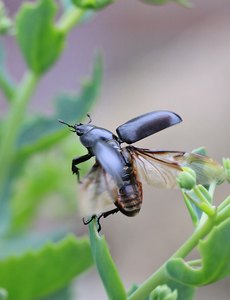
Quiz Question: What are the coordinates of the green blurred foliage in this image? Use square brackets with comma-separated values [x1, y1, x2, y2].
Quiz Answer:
[0, 235, 93, 300]
[141, 0, 192, 8]
[0, 41, 15, 100]
[0, 0, 229, 300]
[72, 0, 113, 10]
[88, 220, 127, 300]
[166, 218, 230, 285]
[0, 0, 102, 297]
[16, 0, 65, 74]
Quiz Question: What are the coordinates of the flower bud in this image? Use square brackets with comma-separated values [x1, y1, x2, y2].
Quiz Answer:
[150, 284, 178, 300]
[177, 167, 196, 190]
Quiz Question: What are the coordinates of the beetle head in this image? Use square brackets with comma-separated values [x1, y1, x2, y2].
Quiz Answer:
[59, 114, 93, 136]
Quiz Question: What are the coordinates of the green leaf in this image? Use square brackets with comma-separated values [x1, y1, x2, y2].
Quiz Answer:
[0, 2, 13, 35]
[0, 231, 67, 260]
[39, 286, 72, 300]
[16, 56, 102, 159]
[0, 234, 93, 300]
[0, 40, 15, 100]
[72, 0, 113, 10]
[88, 220, 127, 300]
[166, 218, 230, 286]
[16, 0, 65, 74]
[10, 155, 66, 232]
[10, 139, 84, 233]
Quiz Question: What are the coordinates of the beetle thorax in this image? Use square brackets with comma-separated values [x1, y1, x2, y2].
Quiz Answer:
[79, 126, 119, 150]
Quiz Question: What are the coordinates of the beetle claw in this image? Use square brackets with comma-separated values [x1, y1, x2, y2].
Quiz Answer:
[83, 215, 101, 232]
[72, 166, 79, 174]
[72, 166, 81, 181]
[82, 208, 119, 232]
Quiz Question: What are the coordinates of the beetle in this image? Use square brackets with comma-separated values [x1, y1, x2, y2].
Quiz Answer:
[59, 110, 225, 231]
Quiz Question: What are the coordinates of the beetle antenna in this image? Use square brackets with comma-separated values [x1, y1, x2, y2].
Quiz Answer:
[58, 119, 75, 129]
[58, 119, 76, 132]
[86, 113, 92, 124]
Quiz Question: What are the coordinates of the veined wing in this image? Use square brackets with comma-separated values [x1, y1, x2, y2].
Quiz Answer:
[78, 163, 118, 217]
[128, 146, 225, 188]
[175, 150, 225, 185]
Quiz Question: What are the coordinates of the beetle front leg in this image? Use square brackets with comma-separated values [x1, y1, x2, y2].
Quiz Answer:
[72, 153, 92, 182]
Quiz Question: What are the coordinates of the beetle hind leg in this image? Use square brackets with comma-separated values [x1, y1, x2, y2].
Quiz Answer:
[99, 207, 119, 220]
[82, 208, 119, 232]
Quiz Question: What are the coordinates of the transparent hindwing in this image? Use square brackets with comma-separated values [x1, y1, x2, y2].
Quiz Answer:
[78, 163, 118, 217]
[128, 146, 225, 188]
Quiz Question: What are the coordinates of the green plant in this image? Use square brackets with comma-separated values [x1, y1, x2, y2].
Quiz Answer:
[0, 1, 101, 299]
[88, 153, 230, 300]
[0, 1, 229, 299]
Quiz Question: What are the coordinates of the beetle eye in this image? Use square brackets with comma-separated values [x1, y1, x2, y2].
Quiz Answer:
[76, 128, 83, 136]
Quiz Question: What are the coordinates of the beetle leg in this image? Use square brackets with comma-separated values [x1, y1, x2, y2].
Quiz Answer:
[72, 153, 92, 182]
[83, 214, 102, 232]
[97, 208, 119, 231]
[83, 215, 96, 226]
[82, 208, 119, 232]
[99, 208, 119, 220]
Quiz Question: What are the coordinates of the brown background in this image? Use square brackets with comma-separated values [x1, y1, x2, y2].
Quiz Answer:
[1, 0, 230, 299]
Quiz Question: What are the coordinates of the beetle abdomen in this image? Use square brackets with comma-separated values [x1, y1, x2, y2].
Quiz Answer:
[116, 181, 143, 217]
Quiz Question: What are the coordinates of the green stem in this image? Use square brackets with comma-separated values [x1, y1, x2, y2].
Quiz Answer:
[217, 195, 230, 212]
[128, 216, 215, 300]
[214, 196, 230, 225]
[208, 181, 216, 201]
[185, 188, 215, 217]
[0, 71, 39, 192]
[57, 7, 85, 34]
[182, 191, 199, 226]
[187, 259, 202, 267]
[0, 72, 15, 101]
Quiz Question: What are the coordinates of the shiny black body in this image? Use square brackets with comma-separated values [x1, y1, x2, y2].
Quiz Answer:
[59, 111, 182, 226]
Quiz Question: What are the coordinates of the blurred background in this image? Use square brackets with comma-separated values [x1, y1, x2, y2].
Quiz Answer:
[1, 0, 230, 299]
